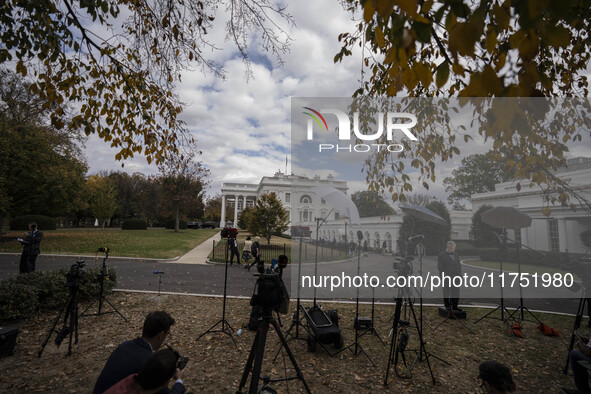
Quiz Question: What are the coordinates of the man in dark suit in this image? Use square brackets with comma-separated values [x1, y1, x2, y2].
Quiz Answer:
[93, 311, 186, 394]
[18, 222, 43, 274]
[437, 240, 462, 311]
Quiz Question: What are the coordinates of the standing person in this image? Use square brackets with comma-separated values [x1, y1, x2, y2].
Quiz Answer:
[348, 240, 356, 261]
[93, 311, 185, 394]
[246, 236, 261, 271]
[228, 235, 240, 266]
[437, 240, 462, 311]
[17, 222, 43, 274]
[363, 240, 368, 257]
[242, 236, 253, 266]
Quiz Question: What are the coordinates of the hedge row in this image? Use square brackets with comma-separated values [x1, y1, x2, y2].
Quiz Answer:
[10, 215, 56, 231]
[122, 218, 148, 230]
[165, 219, 187, 230]
[0, 267, 117, 321]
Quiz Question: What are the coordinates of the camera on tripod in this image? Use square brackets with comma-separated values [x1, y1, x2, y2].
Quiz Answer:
[393, 256, 414, 276]
[220, 227, 238, 239]
[66, 259, 85, 288]
[251, 256, 289, 313]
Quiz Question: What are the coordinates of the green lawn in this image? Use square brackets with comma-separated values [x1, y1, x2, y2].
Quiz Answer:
[465, 259, 574, 275]
[0, 228, 219, 259]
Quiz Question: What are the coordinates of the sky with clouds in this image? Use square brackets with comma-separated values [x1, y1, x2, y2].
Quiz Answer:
[84, 1, 591, 206]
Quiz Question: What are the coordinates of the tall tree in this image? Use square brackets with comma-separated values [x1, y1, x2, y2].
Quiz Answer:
[351, 190, 395, 217]
[336, 2, 591, 214]
[0, 70, 88, 219]
[471, 204, 498, 247]
[204, 195, 222, 224]
[245, 193, 289, 245]
[443, 151, 515, 206]
[1, 0, 293, 164]
[86, 175, 119, 228]
[158, 152, 209, 232]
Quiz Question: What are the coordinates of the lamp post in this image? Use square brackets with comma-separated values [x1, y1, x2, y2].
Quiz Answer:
[344, 216, 349, 244]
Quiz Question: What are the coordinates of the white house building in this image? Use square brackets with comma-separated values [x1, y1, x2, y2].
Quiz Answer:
[471, 157, 591, 254]
[220, 171, 473, 249]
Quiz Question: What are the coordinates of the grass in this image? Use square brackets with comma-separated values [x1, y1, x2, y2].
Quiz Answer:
[0, 228, 219, 259]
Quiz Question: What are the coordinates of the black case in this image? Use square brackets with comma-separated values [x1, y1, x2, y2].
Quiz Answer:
[0, 326, 19, 357]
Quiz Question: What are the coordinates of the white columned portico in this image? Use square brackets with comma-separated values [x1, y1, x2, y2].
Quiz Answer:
[233, 195, 240, 227]
[220, 195, 226, 228]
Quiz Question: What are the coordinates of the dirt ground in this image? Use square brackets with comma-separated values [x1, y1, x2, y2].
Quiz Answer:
[0, 291, 581, 393]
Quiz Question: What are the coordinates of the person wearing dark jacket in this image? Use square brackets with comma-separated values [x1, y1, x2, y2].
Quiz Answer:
[17, 222, 43, 274]
[437, 240, 462, 311]
[93, 311, 185, 394]
[246, 236, 261, 271]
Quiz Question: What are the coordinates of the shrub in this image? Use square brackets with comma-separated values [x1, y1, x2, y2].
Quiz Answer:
[122, 218, 148, 230]
[0, 281, 38, 320]
[10, 215, 56, 231]
[165, 219, 187, 230]
[0, 267, 117, 321]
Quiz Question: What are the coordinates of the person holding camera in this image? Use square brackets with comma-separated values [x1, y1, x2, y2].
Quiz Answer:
[562, 330, 591, 393]
[93, 311, 186, 394]
[437, 240, 462, 311]
[104, 348, 182, 394]
[17, 222, 43, 274]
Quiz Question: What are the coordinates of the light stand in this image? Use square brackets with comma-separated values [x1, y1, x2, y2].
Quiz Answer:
[281, 237, 307, 342]
[80, 248, 127, 322]
[358, 285, 386, 346]
[474, 231, 512, 324]
[196, 237, 237, 346]
[334, 235, 376, 366]
[505, 234, 545, 325]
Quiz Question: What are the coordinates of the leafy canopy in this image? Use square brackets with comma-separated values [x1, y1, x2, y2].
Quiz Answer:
[0, 0, 292, 164]
[245, 192, 289, 245]
[336, 0, 591, 213]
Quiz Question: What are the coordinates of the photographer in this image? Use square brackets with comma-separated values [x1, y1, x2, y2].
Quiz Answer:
[17, 222, 43, 274]
[94, 311, 186, 394]
[564, 330, 591, 393]
[104, 348, 181, 394]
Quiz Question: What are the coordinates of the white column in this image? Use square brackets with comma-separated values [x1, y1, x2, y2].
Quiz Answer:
[233, 195, 239, 227]
[220, 195, 226, 228]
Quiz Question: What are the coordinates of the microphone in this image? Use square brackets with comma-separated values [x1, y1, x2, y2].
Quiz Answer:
[408, 235, 424, 241]
[153, 270, 166, 274]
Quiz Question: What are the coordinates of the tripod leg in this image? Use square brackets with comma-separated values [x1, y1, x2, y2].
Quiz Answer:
[384, 298, 402, 385]
[99, 296, 128, 322]
[238, 330, 260, 392]
[248, 322, 269, 394]
[271, 319, 312, 394]
[38, 295, 70, 357]
[408, 299, 436, 384]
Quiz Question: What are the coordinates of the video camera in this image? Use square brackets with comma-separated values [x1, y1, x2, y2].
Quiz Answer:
[220, 227, 238, 239]
[251, 255, 289, 313]
[393, 255, 414, 276]
[66, 259, 85, 288]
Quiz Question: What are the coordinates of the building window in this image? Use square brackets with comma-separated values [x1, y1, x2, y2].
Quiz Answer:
[334, 212, 340, 220]
[300, 209, 310, 223]
[321, 198, 326, 205]
[285, 193, 290, 203]
[300, 195, 311, 204]
[548, 219, 559, 252]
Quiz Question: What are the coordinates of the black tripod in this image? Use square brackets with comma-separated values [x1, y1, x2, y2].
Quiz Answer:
[38, 261, 83, 357]
[564, 293, 587, 374]
[238, 308, 311, 394]
[474, 232, 512, 324]
[385, 295, 437, 386]
[334, 236, 376, 366]
[358, 286, 386, 346]
[80, 248, 127, 321]
[196, 237, 236, 346]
